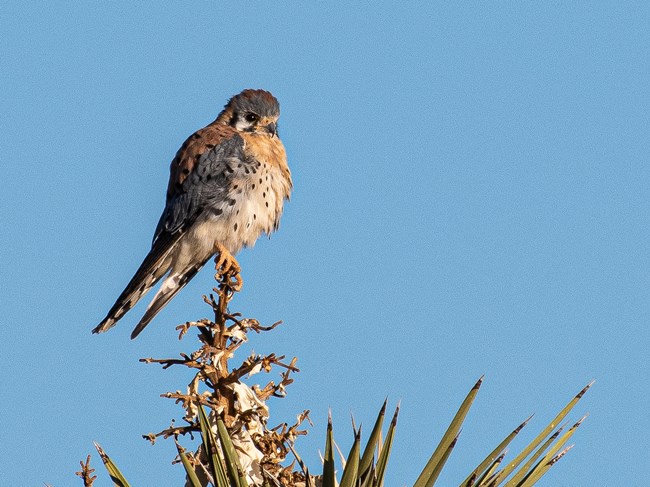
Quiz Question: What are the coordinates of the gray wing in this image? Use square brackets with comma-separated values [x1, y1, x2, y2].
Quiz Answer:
[93, 134, 248, 336]
[152, 134, 247, 245]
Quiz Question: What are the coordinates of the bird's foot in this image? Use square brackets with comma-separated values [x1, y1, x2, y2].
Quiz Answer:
[214, 244, 243, 291]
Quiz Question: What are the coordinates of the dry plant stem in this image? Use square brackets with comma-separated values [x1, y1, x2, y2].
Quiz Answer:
[139, 271, 308, 483]
[75, 455, 96, 487]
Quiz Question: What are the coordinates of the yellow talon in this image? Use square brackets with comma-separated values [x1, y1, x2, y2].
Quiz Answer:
[214, 243, 243, 290]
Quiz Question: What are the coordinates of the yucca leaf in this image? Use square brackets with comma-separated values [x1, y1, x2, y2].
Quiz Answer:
[476, 452, 505, 487]
[461, 415, 532, 486]
[548, 444, 573, 466]
[503, 425, 564, 487]
[176, 440, 202, 487]
[93, 441, 131, 487]
[339, 428, 361, 487]
[322, 412, 336, 487]
[520, 444, 573, 486]
[517, 416, 585, 487]
[491, 381, 592, 485]
[463, 472, 478, 487]
[540, 416, 585, 464]
[375, 404, 399, 487]
[414, 376, 483, 487]
[516, 453, 554, 487]
[216, 416, 249, 487]
[427, 432, 460, 486]
[198, 404, 229, 487]
[360, 461, 376, 487]
[359, 398, 387, 479]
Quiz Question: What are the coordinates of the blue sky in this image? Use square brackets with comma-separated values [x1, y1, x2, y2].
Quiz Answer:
[2, 2, 648, 485]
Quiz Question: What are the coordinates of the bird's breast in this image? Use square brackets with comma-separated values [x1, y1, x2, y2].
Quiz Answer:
[195, 137, 292, 256]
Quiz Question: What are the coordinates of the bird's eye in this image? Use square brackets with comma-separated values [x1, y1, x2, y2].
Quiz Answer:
[245, 113, 259, 123]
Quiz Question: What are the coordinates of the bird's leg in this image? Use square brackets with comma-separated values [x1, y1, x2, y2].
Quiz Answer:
[214, 242, 243, 290]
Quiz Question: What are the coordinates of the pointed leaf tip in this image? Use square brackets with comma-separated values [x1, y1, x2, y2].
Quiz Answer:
[515, 414, 534, 434]
[359, 401, 388, 479]
[93, 441, 107, 462]
[577, 380, 595, 399]
[350, 411, 357, 434]
[549, 444, 574, 466]
[381, 397, 388, 412]
[391, 404, 400, 425]
[573, 414, 589, 428]
[92, 441, 132, 487]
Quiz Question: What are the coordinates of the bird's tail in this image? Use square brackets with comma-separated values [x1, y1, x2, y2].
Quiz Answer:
[129, 260, 207, 339]
[92, 233, 183, 335]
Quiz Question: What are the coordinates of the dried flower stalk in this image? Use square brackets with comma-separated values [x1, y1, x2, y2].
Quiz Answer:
[141, 274, 310, 485]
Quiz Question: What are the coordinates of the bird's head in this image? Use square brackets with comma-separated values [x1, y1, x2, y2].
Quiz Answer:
[218, 89, 280, 137]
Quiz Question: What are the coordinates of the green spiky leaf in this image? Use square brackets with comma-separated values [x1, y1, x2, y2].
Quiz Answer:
[414, 377, 483, 487]
[375, 404, 399, 486]
[176, 440, 202, 487]
[197, 404, 229, 487]
[491, 381, 592, 485]
[93, 441, 131, 487]
[516, 415, 586, 487]
[216, 416, 249, 487]
[359, 398, 387, 479]
[322, 413, 336, 487]
[339, 428, 361, 487]
[462, 415, 533, 486]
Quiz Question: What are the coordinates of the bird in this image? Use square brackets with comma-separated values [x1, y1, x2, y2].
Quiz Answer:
[92, 89, 292, 339]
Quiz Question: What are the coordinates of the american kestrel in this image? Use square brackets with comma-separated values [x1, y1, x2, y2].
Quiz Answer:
[92, 89, 292, 339]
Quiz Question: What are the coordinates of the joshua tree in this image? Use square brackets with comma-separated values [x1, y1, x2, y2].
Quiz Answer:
[82, 272, 591, 487]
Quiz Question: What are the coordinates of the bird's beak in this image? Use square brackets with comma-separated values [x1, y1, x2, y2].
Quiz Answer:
[265, 121, 277, 137]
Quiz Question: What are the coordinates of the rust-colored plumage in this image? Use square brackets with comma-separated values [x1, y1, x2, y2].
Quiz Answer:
[166, 123, 236, 200]
[93, 89, 292, 339]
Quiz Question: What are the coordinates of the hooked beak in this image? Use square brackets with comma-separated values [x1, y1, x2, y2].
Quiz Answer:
[265, 121, 277, 137]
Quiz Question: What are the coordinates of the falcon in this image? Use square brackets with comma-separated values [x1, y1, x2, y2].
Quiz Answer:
[92, 89, 292, 339]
